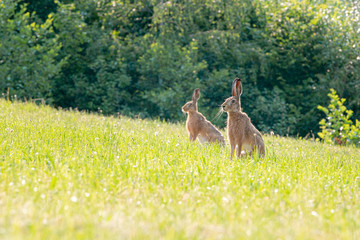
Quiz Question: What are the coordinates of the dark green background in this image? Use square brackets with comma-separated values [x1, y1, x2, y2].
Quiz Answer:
[1, 0, 359, 136]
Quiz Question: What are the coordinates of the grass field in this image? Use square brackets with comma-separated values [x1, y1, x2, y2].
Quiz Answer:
[0, 99, 359, 240]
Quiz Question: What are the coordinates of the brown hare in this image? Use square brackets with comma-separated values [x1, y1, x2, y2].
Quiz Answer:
[182, 88, 225, 146]
[221, 78, 265, 159]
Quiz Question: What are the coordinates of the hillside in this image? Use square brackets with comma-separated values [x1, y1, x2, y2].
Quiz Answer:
[0, 100, 359, 239]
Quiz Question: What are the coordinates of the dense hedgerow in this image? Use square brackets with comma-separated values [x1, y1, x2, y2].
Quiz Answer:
[2, 0, 360, 136]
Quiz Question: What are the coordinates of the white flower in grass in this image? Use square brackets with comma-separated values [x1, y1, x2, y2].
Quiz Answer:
[71, 196, 78, 202]
[311, 211, 318, 217]
[222, 197, 229, 203]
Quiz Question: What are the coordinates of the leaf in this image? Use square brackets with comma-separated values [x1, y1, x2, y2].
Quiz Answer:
[317, 105, 328, 114]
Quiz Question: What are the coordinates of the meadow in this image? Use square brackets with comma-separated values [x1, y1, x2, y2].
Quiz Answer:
[0, 99, 359, 239]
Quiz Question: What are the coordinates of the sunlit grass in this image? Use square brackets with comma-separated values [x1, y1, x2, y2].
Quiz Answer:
[0, 99, 359, 239]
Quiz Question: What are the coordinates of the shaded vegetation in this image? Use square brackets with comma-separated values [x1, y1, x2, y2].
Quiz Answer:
[1, 0, 360, 136]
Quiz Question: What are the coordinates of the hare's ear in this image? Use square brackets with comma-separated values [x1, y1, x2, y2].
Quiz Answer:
[232, 78, 242, 96]
[237, 78, 243, 96]
[192, 88, 200, 102]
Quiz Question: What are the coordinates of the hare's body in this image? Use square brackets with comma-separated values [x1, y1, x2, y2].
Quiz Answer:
[182, 89, 225, 145]
[227, 111, 265, 158]
[222, 78, 265, 159]
[186, 111, 225, 144]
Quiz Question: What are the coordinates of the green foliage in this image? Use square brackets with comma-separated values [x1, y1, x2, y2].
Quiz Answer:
[317, 89, 360, 146]
[2, 0, 360, 136]
[0, 0, 63, 102]
[51, 1, 132, 114]
[20, 0, 58, 21]
[138, 40, 207, 119]
[246, 87, 297, 136]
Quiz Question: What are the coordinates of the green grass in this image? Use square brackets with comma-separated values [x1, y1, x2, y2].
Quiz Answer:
[0, 99, 359, 240]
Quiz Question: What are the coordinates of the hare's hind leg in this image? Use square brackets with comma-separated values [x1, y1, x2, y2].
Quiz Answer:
[252, 144, 265, 158]
[197, 134, 208, 144]
[259, 143, 265, 157]
[190, 132, 199, 142]
[230, 144, 236, 161]
[255, 135, 265, 157]
[235, 144, 243, 158]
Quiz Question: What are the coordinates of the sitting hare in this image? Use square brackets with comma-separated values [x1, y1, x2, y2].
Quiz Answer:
[182, 88, 225, 145]
[221, 78, 265, 159]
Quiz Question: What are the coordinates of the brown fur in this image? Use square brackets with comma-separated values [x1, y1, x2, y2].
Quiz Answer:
[182, 89, 225, 145]
[221, 78, 265, 159]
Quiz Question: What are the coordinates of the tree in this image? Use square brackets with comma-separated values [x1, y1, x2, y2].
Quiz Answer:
[0, 0, 63, 102]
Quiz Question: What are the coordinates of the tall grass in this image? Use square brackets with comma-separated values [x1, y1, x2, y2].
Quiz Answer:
[0, 99, 359, 239]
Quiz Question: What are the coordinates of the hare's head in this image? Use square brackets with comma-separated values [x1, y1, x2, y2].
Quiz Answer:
[182, 88, 200, 113]
[221, 78, 242, 112]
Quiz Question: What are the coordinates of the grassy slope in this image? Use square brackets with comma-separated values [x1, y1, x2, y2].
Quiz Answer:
[0, 99, 359, 240]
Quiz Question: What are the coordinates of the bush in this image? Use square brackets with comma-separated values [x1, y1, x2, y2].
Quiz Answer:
[51, 1, 132, 114]
[0, 0, 63, 102]
[3, 0, 360, 137]
[318, 89, 360, 146]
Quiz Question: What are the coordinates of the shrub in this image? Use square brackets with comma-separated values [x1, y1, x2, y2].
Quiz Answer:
[3, 0, 360, 137]
[0, 0, 63, 102]
[51, 1, 132, 114]
[317, 89, 360, 146]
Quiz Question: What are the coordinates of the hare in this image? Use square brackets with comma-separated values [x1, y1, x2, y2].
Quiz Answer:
[221, 78, 265, 159]
[182, 88, 225, 145]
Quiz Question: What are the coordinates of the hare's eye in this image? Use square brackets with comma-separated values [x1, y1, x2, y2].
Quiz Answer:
[231, 99, 236, 103]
